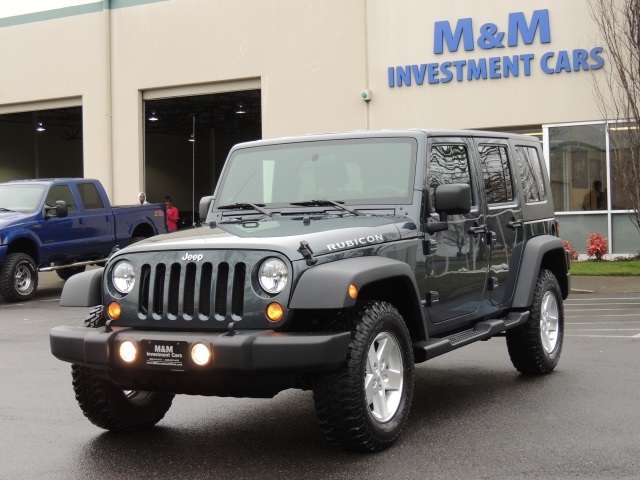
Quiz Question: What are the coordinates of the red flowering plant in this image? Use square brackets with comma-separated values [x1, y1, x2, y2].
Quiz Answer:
[563, 240, 579, 261]
[586, 233, 608, 260]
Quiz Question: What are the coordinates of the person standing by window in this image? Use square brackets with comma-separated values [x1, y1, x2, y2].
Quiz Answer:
[582, 180, 605, 210]
[164, 195, 179, 232]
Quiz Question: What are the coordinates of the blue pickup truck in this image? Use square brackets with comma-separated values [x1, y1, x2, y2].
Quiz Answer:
[0, 178, 166, 302]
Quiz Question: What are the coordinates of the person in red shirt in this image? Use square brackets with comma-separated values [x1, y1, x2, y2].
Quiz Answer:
[164, 195, 179, 232]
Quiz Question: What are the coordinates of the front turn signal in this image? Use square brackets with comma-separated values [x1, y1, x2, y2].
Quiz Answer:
[266, 303, 284, 322]
[107, 302, 121, 319]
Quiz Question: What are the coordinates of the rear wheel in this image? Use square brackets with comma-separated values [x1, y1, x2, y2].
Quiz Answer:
[506, 269, 564, 374]
[312, 301, 414, 451]
[0, 253, 38, 302]
[56, 266, 86, 281]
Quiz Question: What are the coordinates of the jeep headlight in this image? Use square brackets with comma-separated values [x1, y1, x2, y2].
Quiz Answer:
[112, 260, 136, 295]
[258, 258, 288, 294]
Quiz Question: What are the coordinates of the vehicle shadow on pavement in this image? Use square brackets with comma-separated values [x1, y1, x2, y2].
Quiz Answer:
[69, 361, 567, 478]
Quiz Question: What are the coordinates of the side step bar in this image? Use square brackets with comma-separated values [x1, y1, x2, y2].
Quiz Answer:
[39, 258, 108, 272]
[413, 311, 530, 362]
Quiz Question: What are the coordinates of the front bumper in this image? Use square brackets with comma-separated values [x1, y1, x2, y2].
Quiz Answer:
[50, 326, 350, 373]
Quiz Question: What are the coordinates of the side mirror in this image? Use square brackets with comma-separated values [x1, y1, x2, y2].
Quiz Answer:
[425, 184, 471, 234]
[44, 200, 68, 219]
[198, 196, 214, 224]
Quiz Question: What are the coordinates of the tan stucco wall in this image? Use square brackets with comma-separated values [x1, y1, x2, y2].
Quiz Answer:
[0, 0, 607, 203]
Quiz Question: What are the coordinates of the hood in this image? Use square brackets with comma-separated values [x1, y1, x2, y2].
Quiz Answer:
[120, 215, 418, 260]
[0, 211, 31, 230]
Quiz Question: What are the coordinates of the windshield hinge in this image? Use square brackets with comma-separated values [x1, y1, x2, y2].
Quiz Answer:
[298, 240, 318, 266]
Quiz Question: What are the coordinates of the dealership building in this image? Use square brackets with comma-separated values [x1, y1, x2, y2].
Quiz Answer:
[0, 0, 637, 255]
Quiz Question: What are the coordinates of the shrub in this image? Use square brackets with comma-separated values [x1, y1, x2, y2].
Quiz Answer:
[563, 240, 579, 261]
[587, 233, 608, 260]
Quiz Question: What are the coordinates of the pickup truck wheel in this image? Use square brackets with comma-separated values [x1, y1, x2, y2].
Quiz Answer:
[506, 269, 564, 374]
[70, 307, 174, 432]
[56, 266, 86, 281]
[0, 253, 38, 302]
[312, 301, 414, 452]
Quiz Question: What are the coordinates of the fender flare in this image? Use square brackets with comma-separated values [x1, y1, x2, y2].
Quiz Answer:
[59, 268, 104, 307]
[3, 230, 41, 263]
[512, 235, 569, 308]
[290, 256, 422, 312]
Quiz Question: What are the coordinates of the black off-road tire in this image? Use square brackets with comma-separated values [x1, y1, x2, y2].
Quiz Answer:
[56, 266, 86, 281]
[506, 269, 564, 374]
[312, 301, 414, 452]
[70, 307, 174, 432]
[0, 253, 39, 302]
[71, 365, 174, 432]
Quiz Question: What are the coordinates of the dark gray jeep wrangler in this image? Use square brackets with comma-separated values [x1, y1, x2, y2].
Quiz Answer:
[50, 130, 570, 452]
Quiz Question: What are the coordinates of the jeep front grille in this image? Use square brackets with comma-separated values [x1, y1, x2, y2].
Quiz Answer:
[138, 261, 246, 321]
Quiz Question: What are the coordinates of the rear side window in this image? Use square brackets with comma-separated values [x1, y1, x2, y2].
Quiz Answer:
[515, 145, 546, 203]
[77, 183, 105, 210]
[478, 144, 514, 204]
[45, 185, 77, 212]
[429, 144, 474, 210]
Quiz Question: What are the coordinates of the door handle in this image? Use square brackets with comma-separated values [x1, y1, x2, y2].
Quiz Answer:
[507, 219, 524, 229]
[468, 224, 487, 236]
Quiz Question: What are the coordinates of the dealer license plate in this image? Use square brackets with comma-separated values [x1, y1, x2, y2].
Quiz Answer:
[142, 340, 189, 371]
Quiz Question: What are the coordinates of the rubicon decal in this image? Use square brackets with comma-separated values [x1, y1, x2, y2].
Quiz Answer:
[327, 234, 384, 251]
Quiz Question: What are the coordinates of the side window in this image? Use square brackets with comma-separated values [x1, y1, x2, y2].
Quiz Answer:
[77, 183, 105, 210]
[515, 145, 546, 203]
[429, 144, 474, 210]
[45, 185, 77, 212]
[478, 144, 514, 204]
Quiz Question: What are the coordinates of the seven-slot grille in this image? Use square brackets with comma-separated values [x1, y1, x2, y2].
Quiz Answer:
[137, 261, 247, 321]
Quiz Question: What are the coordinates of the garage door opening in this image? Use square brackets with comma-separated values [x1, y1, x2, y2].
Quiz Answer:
[0, 106, 83, 182]
[143, 89, 261, 226]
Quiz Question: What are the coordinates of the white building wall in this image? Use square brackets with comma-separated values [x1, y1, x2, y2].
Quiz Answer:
[0, 0, 609, 203]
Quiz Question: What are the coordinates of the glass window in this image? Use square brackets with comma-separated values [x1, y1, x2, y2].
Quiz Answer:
[514, 146, 546, 203]
[216, 138, 416, 206]
[549, 124, 607, 212]
[612, 214, 640, 254]
[77, 182, 105, 210]
[478, 144, 514, 204]
[428, 144, 474, 210]
[44, 185, 77, 212]
[557, 214, 608, 255]
[608, 123, 639, 211]
[0, 184, 46, 212]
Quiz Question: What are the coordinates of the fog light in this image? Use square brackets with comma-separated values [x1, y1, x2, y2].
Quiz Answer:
[119, 341, 137, 363]
[191, 343, 211, 366]
[348, 284, 358, 299]
[266, 302, 283, 322]
[107, 302, 121, 319]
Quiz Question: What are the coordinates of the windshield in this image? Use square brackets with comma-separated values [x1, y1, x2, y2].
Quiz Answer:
[216, 138, 417, 207]
[0, 184, 46, 213]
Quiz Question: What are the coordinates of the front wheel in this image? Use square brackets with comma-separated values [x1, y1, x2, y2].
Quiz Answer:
[71, 306, 174, 431]
[312, 301, 414, 452]
[506, 269, 564, 374]
[0, 253, 38, 302]
[72, 365, 174, 432]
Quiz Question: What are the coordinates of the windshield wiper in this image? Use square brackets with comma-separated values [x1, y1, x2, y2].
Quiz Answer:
[218, 202, 273, 217]
[290, 199, 362, 216]
[0, 207, 16, 212]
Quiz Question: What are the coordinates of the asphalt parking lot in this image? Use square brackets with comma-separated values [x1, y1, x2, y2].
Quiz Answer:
[0, 273, 638, 479]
